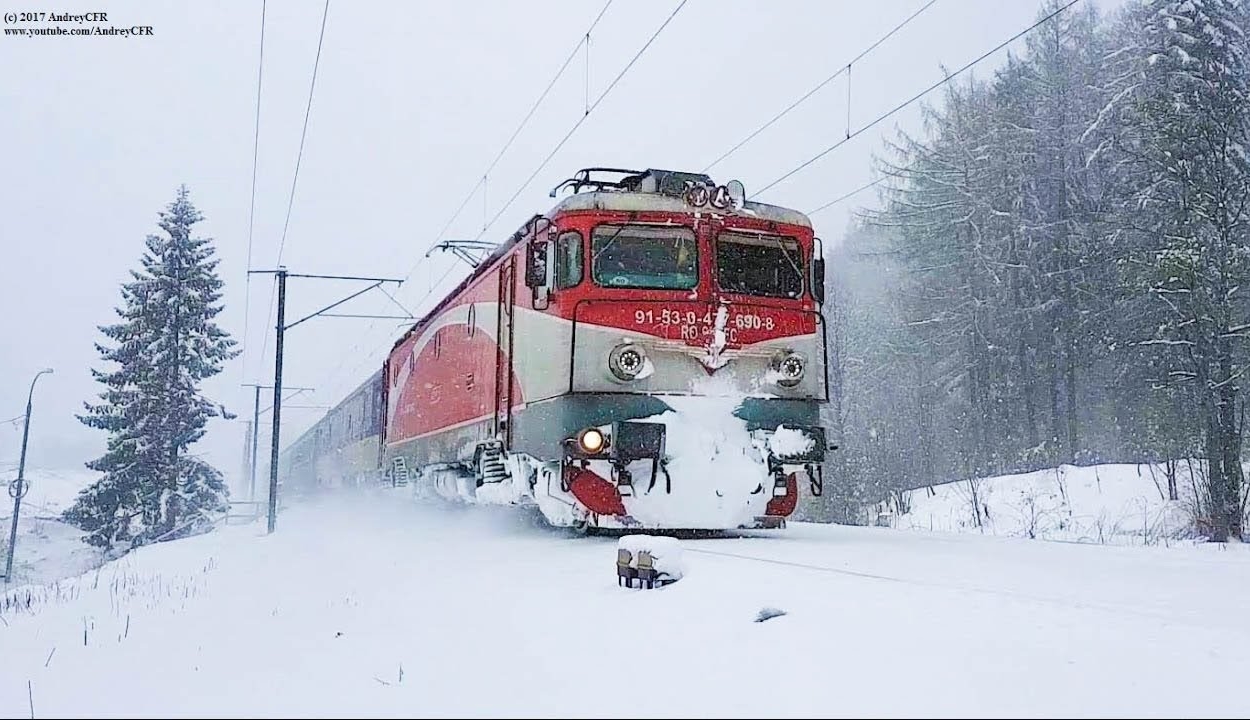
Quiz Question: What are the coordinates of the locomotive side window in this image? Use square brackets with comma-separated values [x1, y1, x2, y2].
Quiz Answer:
[715, 231, 804, 299]
[526, 239, 553, 309]
[555, 231, 583, 289]
[591, 224, 697, 290]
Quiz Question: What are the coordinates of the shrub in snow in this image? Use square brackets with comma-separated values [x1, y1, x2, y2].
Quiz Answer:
[616, 534, 684, 588]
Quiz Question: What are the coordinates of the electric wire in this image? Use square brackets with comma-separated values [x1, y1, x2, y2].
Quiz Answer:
[398, 0, 615, 287]
[702, 0, 939, 173]
[808, 175, 889, 216]
[320, 3, 616, 401]
[324, 1, 683, 400]
[475, 0, 689, 242]
[240, 0, 267, 384]
[257, 0, 332, 376]
[751, 0, 1082, 200]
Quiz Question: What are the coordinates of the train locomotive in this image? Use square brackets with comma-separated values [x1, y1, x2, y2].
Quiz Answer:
[278, 168, 831, 531]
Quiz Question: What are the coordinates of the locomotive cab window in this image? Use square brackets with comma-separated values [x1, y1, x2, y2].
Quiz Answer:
[716, 231, 804, 299]
[592, 224, 697, 290]
[555, 231, 583, 289]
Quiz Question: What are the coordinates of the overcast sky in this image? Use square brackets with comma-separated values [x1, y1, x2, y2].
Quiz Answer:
[0, 0, 1119, 493]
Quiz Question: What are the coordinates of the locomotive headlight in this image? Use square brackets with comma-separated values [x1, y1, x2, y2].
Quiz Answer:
[608, 343, 647, 382]
[578, 427, 607, 455]
[772, 350, 806, 387]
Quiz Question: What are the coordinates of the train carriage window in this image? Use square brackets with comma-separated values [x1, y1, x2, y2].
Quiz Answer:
[592, 225, 697, 290]
[716, 231, 804, 299]
[555, 231, 583, 289]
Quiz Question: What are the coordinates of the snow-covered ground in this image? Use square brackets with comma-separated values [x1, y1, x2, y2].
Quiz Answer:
[880, 462, 1222, 545]
[0, 464, 104, 585]
[2, 487, 1248, 717]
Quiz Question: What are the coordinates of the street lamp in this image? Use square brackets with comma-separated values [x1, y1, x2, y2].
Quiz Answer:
[4, 368, 53, 584]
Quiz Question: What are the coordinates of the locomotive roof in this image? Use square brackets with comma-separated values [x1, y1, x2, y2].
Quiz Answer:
[550, 190, 813, 228]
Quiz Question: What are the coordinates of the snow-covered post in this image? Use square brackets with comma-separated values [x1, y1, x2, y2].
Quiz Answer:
[4, 368, 53, 584]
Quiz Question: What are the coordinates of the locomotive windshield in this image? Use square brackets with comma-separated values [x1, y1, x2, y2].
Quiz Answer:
[592, 224, 698, 290]
[716, 231, 804, 298]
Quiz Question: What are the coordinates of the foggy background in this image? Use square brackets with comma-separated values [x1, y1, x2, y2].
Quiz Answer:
[0, 0, 1116, 492]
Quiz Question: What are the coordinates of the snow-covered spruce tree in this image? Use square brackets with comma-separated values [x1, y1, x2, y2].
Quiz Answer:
[1108, 0, 1250, 541]
[64, 186, 240, 549]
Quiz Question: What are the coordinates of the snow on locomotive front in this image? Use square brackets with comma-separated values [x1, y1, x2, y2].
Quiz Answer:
[382, 168, 830, 531]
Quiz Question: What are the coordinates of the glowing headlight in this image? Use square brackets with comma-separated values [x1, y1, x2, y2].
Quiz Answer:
[608, 343, 647, 382]
[578, 427, 607, 454]
[772, 351, 806, 387]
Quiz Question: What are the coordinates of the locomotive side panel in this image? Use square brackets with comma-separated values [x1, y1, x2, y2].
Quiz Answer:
[384, 259, 538, 471]
[508, 249, 575, 401]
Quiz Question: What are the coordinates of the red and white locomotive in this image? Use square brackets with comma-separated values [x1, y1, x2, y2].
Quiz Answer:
[281, 168, 830, 531]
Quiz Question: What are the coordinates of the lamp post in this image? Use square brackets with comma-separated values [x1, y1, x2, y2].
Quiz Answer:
[4, 368, 53, 584]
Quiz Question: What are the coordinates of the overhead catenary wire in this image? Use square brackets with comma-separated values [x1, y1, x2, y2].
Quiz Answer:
[481, 0, 613, 197]
[319, 261, 461, 401]
[256, 0, 331, 379]
[318, 2, 616, 403]
[476, 0, 689, 242]
[376, 284, 415, 319]
[702, 0, 939, 173]
[398, 0, 615, 287]
[318, 1, 1022, 403]
[751, 0, 1083, 200]
[808, 148, 973, 217]
[240, 0, 267, 385]
[808, 175, 889, 216]
[324, 1, 683, 402]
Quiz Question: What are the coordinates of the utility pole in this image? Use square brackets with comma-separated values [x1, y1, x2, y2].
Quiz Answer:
[250, 385, 260, 502]
[241, 382, 314, 503]
[248, 268, 407, 534]
[267, 268, 286, 535]
[5, 368, 53, 585]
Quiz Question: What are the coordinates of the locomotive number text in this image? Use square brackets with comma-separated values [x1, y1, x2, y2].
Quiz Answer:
[634, 309, 705, 326]
[633, 308, 777, 337]
[732, 314, 776, 331]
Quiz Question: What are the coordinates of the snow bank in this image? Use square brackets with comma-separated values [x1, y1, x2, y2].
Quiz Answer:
[882, 462, 1208, 544]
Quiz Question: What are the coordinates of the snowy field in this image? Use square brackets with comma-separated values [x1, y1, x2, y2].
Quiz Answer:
[2, 487, 1249, 718]
[881, 462, 1221, 545]
[0, 463, 101, 518]
[0, 465, 106, 586]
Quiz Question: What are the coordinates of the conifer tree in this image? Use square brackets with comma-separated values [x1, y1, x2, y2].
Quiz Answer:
[65, 186, 240, 548]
